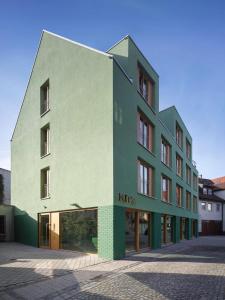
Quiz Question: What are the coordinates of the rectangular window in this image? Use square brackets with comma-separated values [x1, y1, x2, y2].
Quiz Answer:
[201, 202, 206, 210]
[40, 80, 49, 115]
[41, 167, 50, 199]
[186, 191, 191, 210]
[138, 160, 153, 197]
[193, 196, 197, 212]
[138, 65, 154, 108]
[216, 203, 220, 211]
[41, 124, 50, 157]
[208, 189, 212, 195]
[186, 164, 191, 185]
[193, 174, 198, 190]
[161, 137, 171, 167]
[176, 122, 183, 148]
[203, 188, 207, 195]
[176, 185, 182, 207]
[176, 154, 183, 177]
[60, 209, 97, 253]
[137, 112, 154, 152]
[186, 139, 191, 160]
[207, 203, 212, 211]
[161, 175, 171, 202]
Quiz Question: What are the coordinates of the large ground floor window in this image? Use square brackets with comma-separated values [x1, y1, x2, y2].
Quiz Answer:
[60, 209, 97, 253]
[161, 215, 173, 245]
[38, 208, 97, 253]
[125, 209, 151, 252]
[180, 217, 186, 240]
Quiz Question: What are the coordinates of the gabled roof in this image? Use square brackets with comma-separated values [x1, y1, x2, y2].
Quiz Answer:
[11, 30, 114, 141]
[107, 34, 159, 78]
[159, 105, 192, 140]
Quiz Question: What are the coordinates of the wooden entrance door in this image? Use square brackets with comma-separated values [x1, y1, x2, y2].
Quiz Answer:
[51, 212, 59, 250]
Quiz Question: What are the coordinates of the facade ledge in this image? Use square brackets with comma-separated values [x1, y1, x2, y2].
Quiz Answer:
[161, 161, 172, 171]
[40, 109, 50, 118]
[41, 196, 51, 200]
[161, 200, 173, 205]
[137, 192, 156, 200]
[137, 142, 156, 158]
[137, 89, 156, 115]
[40, 153, 51, 159]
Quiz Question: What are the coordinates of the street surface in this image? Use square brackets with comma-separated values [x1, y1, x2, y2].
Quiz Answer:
[0, 236, 225, 299]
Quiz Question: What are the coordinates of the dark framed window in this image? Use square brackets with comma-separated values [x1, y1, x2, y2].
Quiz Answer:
[186, 139, 191, 160]
[216, 203, 221, 211]
[41, 124, 50, 157]
[176, 153, 183, 177]
[186, 191, 191, 210]
[138, 160, 154, 197]
[161, 137, 171, 167]
[138, 64, 155, 108]
[176, 122, 183, 148]
[137, 111, 154, 152]
[161, 175, 171, 203]
[41, 167, 50, 198]
[193, 196, 197, 212]
[201, 202, 206, 210]
[186, 164, 191, 185]
[40, 79, 49, 115]
[176, 184, 183, 207]
[193, 174, 198, 190]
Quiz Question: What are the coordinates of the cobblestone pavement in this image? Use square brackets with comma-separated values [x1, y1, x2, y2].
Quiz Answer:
[1, 236, 225, 299]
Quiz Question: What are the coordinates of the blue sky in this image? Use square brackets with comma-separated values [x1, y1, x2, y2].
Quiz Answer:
[0, 0, 225, 178]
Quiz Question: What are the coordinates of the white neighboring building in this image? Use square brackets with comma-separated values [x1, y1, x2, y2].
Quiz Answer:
[0, 168, 13, 242]
[198, 178, 225, 235]
[212, 177, 225, 233]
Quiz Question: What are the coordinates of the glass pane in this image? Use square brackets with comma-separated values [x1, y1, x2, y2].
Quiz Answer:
[60, 209, 97, 253]
[144, 166, 148, 194]
[125, 211, 136, 251]
[161, 216, 165, 244]
[143, 123, 147, 147]
[140, 164, 144, 194]
[166, 216, 172, 243]
[39, 214, 50, 247]
[139, 212, 150, 249]
[139, 119, 143, 144]
[182, 218, 186, 239]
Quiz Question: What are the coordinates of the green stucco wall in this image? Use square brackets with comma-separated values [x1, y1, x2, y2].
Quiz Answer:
[12, 32, 114, 246]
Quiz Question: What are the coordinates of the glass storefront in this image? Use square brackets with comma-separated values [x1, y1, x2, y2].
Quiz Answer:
[139, 212, 150, 249]
[180, 217, 186, 240]
[161, 215, 173, 245]
[166, 216, 172, 243]
[39, 214, 50, 248]
[161, 216, 165, 244]
[125, 210, 151, 251]
[125, 211, 136, 251]
[59, 209, 97, 253]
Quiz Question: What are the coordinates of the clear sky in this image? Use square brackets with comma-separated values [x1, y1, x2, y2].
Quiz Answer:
[0, 0, 225, 178]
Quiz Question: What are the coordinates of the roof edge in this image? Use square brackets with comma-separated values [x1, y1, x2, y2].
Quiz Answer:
[11, 31, 45, 141]
[43, 30, 112, 58]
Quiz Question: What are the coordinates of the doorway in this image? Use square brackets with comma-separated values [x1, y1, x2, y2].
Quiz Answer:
[125, 209, 151, 252]
[39, 214, 50, 248]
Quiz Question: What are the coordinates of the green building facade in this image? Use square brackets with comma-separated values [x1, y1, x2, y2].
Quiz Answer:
[11, 31, 198, 259]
